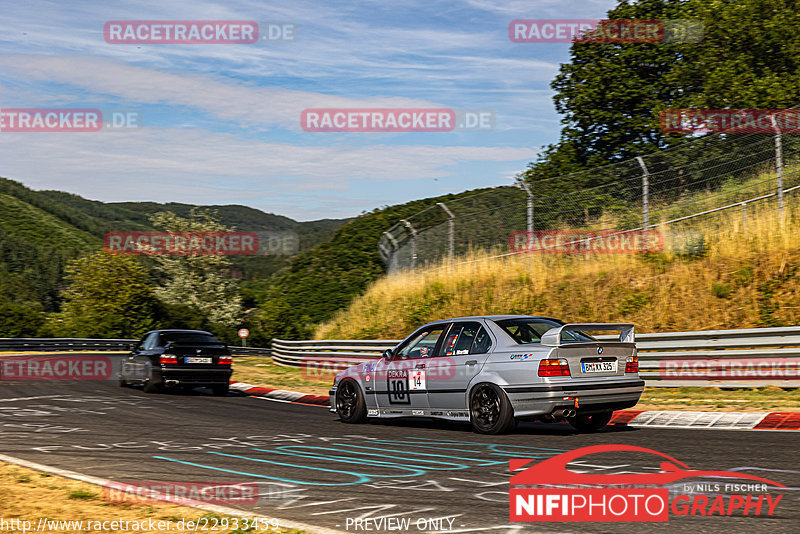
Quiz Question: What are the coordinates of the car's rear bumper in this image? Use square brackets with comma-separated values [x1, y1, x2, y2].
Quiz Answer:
[153, 367, 232, 386]
[502, 378, 644, 418]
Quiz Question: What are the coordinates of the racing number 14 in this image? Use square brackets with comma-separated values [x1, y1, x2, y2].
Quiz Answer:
[410, 370, 426, 391]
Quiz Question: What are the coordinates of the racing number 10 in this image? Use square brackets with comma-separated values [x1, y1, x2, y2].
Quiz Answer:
[390, 377, 408, 402]
[388, 370, 410, 404]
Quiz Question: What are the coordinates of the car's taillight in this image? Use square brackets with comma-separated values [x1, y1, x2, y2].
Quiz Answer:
[159, 354, 178, 364]
[538, 358, 570, 377]
[625, 355, 639, 373]
[218, 356, 232, 365]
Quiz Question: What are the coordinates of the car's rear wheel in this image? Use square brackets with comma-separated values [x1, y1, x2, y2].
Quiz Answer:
[142, 365, 160, 393]
[568, 410, 613, 432]
[335, 380, 367, 423]
[212, 384, 229, 396]
[469, 383, 515, 434]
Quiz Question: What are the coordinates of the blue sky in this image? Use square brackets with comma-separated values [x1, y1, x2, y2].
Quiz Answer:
[0, 0, 617, 220]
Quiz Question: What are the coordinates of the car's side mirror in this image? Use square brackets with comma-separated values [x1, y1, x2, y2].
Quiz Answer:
[382, 349, 393, 359]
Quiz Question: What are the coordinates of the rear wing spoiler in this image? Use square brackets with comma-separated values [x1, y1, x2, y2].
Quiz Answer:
[541, 323, 635, 346]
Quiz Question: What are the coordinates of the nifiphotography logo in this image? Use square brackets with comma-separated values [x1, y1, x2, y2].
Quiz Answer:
[510, 444, 785, 522]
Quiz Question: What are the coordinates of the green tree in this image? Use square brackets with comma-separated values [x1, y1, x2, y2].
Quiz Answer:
[526, 0, 800, 177]
[46, 252, 158, 338]
[148, 209, 243, 327]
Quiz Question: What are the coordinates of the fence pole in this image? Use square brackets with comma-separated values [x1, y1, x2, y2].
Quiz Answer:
[401, 219, 417, 270]
[437, 202, 455, 261]
[516, 179, 534, 233]
[771, 116, 784, 217]
[381, 231, 399, 272]
[636, 156, 650, 232]
[741, 201, 747, 231]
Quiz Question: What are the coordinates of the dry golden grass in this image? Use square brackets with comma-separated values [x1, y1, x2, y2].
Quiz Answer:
[317, 198, 800, 339]
[0, 462, 304, 533]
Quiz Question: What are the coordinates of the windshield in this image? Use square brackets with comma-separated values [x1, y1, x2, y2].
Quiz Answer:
[494, 318, 595, 344]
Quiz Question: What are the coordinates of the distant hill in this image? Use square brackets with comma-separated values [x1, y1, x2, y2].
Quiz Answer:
[0, 177, 348, 331]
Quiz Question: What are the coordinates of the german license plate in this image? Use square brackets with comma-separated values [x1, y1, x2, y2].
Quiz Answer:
[581, 361, 617, 373]
[185, 357, 212, 364]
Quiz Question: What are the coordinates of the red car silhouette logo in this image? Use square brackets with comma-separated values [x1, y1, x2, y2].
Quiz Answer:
[510, 444, 786, 488]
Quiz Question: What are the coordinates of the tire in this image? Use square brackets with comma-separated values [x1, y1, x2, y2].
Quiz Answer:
[469, 383, 515, 434]
[568, 410, 613, 432]
[212, 384, 229, 397]
[335, 380, 367, 424]
[118, 375, 128, 387]
[142, 368, 160, 394]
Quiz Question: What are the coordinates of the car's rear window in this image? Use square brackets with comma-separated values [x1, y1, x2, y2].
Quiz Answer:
[159, 332, 222, 345]
[494, 318, 595, 344]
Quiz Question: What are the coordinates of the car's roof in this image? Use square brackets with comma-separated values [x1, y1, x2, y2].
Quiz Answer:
[424, 315, 561, 325]
[145, 329, 215, 335]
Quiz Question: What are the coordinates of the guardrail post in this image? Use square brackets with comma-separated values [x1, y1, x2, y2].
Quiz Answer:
[516, 179, 534, 233]
[437, 202, 455, 262]
[401, 219, 417, 270]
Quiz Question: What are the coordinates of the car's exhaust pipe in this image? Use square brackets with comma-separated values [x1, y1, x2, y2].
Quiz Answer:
[552, 408, 576, 419]
[165, 380, 179, 386]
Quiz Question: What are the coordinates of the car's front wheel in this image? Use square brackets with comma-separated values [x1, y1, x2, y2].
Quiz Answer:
[335, 380, 367, 423]
[568, 410, 613, 432]
[469, 383, 515, 434]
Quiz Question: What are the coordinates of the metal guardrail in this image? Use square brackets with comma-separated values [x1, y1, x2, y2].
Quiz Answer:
[0, 338, 137, 352]
[0, 338, 270, 357]
[271, 338, 400, 368]
[272, 326, 800, 387]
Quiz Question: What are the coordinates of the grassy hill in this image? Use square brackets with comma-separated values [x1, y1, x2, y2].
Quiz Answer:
[317, 190, 800, 339]
[244, 186, 525, 340]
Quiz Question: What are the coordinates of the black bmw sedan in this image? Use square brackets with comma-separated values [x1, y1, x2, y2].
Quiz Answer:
[119, 329, 233, 395]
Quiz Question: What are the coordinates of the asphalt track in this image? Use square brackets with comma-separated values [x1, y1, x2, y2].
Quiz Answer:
[0, 364, 798, 533]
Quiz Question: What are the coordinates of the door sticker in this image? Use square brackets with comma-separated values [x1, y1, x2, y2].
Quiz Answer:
[410, 369, 426, 391]
[387, 369, 410, 404]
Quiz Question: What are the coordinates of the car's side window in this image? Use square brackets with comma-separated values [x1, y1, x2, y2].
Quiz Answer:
[395, 327, 445, 359]
[438, 322, 485, 356]
[470, 327, 492, 354]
